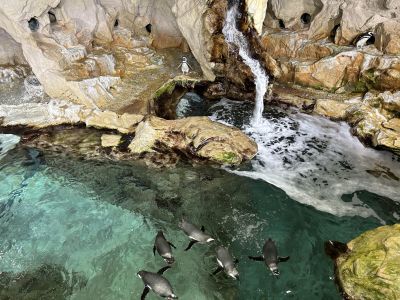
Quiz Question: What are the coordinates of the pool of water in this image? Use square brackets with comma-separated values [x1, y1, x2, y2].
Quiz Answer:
[0, 97, 399, 299]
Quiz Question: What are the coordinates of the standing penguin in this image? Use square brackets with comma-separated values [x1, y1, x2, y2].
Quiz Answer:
[179, 218, 214, 251]
[178, 57, 192, 75]
[355, 31, 374, 50]
[137, 266, 178, 299]
[212, 246, 239, 280]
[153, 231, 176, 264]
[248, 238, 290, 276]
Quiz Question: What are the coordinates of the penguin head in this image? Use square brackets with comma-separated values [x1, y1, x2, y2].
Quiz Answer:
[367, 31, 373, 36]
[163, 254, 175, 264]
[269, 263, 280, 276]
[206, 237, 215, 243]
[137, 270, 145, 278]
[182, 57, 187, 63]
[227, 267, 239, 280]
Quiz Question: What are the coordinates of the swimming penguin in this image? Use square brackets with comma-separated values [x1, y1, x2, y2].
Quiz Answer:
[355, 31, 374, 50]
[178, 57, 192, 75]
[137, 266, 178, 300]
[179, 218, 214, 251]
[154, 231, 176, 264]
[248, 238, 290, 276]
[212, 246, 239, 280]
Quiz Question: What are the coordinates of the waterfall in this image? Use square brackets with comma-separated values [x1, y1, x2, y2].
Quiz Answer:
[222, 4, 269, 126]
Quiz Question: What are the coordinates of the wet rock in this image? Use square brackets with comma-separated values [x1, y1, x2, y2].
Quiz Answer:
[128, 116, 258, 165]
[101, 134, 122, 147]
[0, 100, 143, 133]
[313, 99, 353, 120]
[334, 224, 400, 300]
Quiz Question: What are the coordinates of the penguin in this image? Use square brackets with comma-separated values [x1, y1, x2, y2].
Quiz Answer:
[153, 231, 176, 264]
[355, 31, 374, 50]
[212, 246, 239, 280]
[248, 238, 290, 276]
[137, 266, 178, 300]
[178, 57, 192, 75]
[178, 218, 214, 251]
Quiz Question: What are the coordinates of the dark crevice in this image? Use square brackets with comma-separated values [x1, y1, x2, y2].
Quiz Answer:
[28, 18, 39, 32]
[145, 24, 152, 33]
[278, 19, 285, 29]
[114, 19, 119, 28]
[48, 11, 56, 24]
[301, 13, 311, 25]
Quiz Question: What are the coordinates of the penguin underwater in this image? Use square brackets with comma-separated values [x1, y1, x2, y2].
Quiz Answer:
[179, 218, 215, 251]
[153, 231, 176, 264]
[137, 266, 178, 300]
[248, 238, 290, 276]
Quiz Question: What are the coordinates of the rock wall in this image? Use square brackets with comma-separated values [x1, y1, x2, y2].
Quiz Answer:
[0, 0, 215, 107]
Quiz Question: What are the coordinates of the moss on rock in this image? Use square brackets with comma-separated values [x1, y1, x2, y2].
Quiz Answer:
[336, 224, 400, 300]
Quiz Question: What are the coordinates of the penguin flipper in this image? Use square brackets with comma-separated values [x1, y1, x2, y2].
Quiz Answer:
[153, 245, 156, 256]
[184, 240, 198, 251]
[201, 226, 205, 232]
[278, 256, 290, 263]
[248, 256, 264, 262]
[168, 242, 177, 249]
[211, 266, 223, 275]
[141, 287, 150, 300]
[157, 266, 171, 275]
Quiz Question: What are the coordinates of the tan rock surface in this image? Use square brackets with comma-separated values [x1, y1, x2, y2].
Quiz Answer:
[129, 116, 258, 165]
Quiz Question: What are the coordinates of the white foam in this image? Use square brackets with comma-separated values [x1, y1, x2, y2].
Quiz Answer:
[211, 100, 400, 219]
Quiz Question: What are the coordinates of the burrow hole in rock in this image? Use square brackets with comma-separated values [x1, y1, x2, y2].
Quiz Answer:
[330, 24, 340, 42]
[114, 19, 119, 28]
[28, 17, 39, 32]
[301, 13, 311, 25]
[145, 24, 152, 33]
[48, 11, 57, 24]
[278, 19, 285, 29]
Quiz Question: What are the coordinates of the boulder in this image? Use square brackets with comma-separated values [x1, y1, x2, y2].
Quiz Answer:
[129, 116, 258, 165]
[245, 0, 268, 35]
[101, 134, 122, 147]
[335, 224, 400, 300]
[0, 100, 143, 133]
[375, 20, 400, 55]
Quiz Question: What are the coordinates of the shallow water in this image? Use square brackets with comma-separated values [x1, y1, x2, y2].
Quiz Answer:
[0, 98, 399, 299]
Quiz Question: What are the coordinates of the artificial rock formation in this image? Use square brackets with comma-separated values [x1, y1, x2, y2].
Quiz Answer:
[0, 0, 216, 108]
[335, 224, 400, 300]
[128, 116, 258, 165]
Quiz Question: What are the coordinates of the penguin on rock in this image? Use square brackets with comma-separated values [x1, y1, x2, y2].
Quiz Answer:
[178, 57, 192, 75]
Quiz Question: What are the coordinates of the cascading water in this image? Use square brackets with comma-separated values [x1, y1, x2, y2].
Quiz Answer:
[222, 4, 268, 126]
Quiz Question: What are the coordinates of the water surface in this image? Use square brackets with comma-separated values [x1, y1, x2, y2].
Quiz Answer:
[0, 97, 399, 299]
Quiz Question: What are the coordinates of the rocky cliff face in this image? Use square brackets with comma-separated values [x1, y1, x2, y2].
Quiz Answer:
[0, 0, 216, 107]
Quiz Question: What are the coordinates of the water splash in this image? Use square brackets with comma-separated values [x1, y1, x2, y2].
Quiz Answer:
[222, 5, 269, 125]
[209, 99, 400, 219]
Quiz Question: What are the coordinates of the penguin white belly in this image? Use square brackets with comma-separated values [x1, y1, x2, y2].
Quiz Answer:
[356, 37, 369, 49]
[181, 63, 189, 74]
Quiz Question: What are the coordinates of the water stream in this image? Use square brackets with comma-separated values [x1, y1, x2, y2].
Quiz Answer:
[222, 4, 268, 125]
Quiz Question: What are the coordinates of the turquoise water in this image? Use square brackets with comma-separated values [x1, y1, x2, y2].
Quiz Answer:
[0, 99, 400, 299]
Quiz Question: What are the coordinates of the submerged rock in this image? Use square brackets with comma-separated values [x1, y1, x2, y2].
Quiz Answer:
[129, 116, 258, 165]
[334, 224, 400, 300]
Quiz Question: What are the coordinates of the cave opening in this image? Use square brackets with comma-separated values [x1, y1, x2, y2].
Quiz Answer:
[301, 13, 311, 25]
[114, 19, 119, 28]
[145, 24, 152, 33]
[330, 24, 340, 42]
[278, 19, 285, 29]
[28, 18, 39, 32]
[48, 11, 57, 24]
